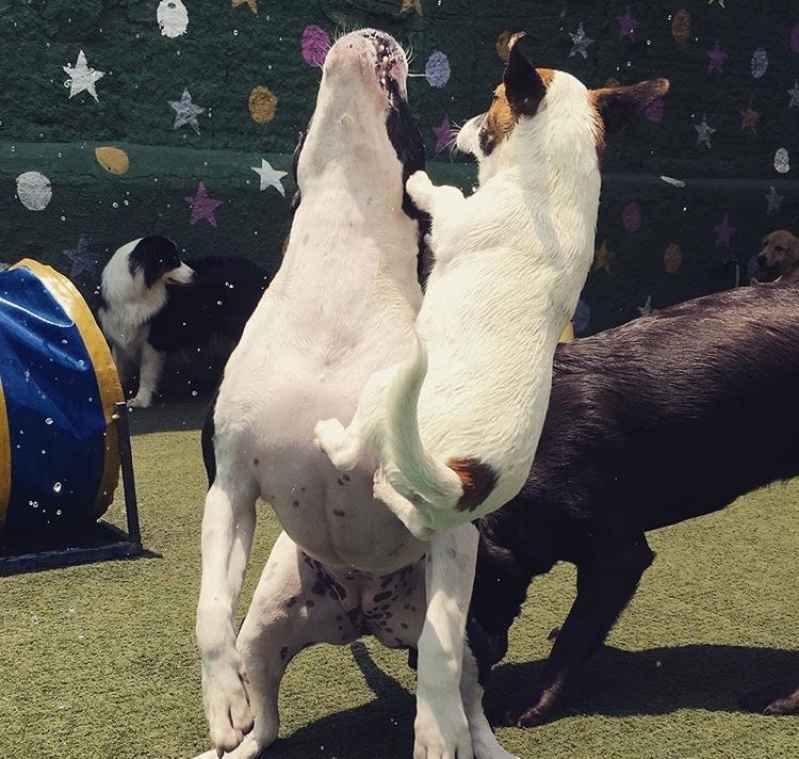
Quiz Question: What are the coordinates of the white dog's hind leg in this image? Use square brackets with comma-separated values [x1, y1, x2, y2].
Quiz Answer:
[193, 531, 364, 759]
[462, 647, 518, 759]
[413, 523, 479, 759]
[196, 468, 259, 756]
[314, 363, 398, 470]
[129, 342, 165, 407]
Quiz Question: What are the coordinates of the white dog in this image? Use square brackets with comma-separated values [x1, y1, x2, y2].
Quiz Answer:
[194, 29, 517, 759]
[315, 35, 669, 541]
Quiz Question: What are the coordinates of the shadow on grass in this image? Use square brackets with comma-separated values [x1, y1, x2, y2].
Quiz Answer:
[126, 394, 213, 436]
[485, 642, 799, 722]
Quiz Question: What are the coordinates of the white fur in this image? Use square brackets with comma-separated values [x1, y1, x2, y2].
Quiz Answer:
[193, 29, 516, 759]
[315, 69, 602, 540]
[97, 237, 194, 407]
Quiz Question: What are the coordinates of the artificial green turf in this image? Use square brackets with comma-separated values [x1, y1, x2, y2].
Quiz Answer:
[1, 398, 797, 759]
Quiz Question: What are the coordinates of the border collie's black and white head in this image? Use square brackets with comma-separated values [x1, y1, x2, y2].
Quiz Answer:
[99, 235, 194, 323]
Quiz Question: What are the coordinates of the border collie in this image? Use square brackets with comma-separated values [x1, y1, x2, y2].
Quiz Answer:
[98, 235, 268, 407]
[467, 283, 799, 727]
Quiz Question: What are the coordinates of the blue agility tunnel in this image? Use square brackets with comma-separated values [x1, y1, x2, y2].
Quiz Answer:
[0, 260, 124, 537]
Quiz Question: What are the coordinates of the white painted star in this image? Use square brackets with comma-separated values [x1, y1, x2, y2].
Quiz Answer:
[569, 23, 594, 59]
[788, 80, 799, 109]
[63, 50, 105, 101]
[694, 114, 716, 148]
[637, 295, 653, 317]
[169, 88, 205, 134]
[765, 186, 785, 215]
[251, 159, 287, 196]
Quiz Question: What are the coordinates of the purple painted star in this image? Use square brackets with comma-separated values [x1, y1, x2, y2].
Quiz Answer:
[432, 115, 455, 153]
[714, 214, 735, 248]
[708, 40, 728, 75]
[185, 182, 224, 227]
[617, 7, 638, 41]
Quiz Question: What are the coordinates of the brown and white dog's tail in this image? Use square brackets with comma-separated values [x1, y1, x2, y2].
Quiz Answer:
[386, 334, 495, 513]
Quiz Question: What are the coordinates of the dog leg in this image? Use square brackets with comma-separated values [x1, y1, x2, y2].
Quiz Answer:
[503, 533, 654, 728]
[406, 170, 466, 216]
[373, 466, 435, 541]
[315, 364, 398, 470]
[129, 342, 165, 408]
[461, 644, 518, 759]
[414, 523, 478, 759]
[193, 531, 363, 759]
[740, 677, 799, 715]
[196, 469, 259, 756]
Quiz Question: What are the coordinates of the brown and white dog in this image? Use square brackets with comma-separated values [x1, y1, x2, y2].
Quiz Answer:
[192, 29, 519, 759]
[315, 36, 668, 543]
[467, 283, 799, 728]
[753, 229, 799, 283]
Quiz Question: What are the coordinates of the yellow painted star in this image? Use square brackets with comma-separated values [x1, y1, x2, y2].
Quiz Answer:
[401, 0, 423, 15]
[593, 240, 615, 273]
[232, 0, 258, 14]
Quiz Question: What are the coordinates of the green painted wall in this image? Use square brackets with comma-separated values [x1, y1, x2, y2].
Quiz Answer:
[1, 0, 798, 334]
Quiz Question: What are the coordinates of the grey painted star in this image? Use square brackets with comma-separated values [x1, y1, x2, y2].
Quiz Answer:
[63, 235, 98, 278]
[788, 80, 799, 109]
[63, 50, 105, 101]
[694, 115, 716, 148]
[637, 295, 653, 317]
[169, 88, 205, 134]
[569, 23, 594, 59]
[765, 186, 785, 215]
[251, 159, 287, 196]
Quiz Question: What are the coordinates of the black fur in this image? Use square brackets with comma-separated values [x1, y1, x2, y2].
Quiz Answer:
[469, 283, 799, 726]
[147, 256, 267, 355]
[127, 235, 184, 289]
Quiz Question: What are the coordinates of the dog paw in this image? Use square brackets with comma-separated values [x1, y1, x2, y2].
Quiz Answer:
[414, 699, 472, 759]
[406, 171, 434, 210]
[740, 678, 799, 716]
[313, 418, 360, 470]
[127, 393, 152, 409]
[201, 652, 254, 755]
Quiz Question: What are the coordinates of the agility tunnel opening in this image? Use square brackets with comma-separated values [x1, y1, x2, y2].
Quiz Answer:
[0, 259, 142, 573]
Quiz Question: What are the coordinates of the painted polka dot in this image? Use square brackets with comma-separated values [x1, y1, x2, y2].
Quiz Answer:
[774, 147, 790, 174]
[248, 86, 278, 124]
[664, 242, 682, 274]
[751, 48, 768, 79]
[16, 171, 52, 211]
[301, 25, 330, 67]
[425, 51, 451, 88]
[157, 0, 189, 38]
[95, 146, 130, 175]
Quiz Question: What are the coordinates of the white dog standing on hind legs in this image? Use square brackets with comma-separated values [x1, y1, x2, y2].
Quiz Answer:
[315, 34, 669, 542]
[193, 28, 515, 759]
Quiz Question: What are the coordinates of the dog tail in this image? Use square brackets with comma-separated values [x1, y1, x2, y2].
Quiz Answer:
[386, 334, 495, 513]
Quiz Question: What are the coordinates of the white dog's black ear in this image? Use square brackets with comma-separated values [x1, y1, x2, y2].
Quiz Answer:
[504, 33, 547, 116]
[593, 78, 670, 135]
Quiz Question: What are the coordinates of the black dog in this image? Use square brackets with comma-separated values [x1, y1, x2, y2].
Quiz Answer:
[469, 283, 799, 726]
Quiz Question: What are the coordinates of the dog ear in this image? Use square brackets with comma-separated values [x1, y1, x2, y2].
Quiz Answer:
[504, 33, 547, 116]
[593, 78, 670, 135]
[787, 232, 799, 263]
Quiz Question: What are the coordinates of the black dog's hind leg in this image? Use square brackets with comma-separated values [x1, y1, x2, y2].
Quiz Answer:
[504, 532, 654, 728]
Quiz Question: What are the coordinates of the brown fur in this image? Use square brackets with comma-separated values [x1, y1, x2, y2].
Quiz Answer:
[448, 457, 499, 512]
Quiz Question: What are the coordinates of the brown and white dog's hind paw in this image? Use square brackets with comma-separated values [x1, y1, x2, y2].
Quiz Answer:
[314, 418, 362, 471]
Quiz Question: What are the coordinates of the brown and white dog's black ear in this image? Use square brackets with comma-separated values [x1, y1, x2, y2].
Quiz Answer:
[593, 78, 670, 135]
[504, 32, 547, 116]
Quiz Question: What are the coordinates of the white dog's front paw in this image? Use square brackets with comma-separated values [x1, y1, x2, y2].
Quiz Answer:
[414, 697, 472, 759]
[202, 652, 254, 755]
[406, 170, 435, 210]
[313, 418, 361, 471]
[127, 392, 152, 408]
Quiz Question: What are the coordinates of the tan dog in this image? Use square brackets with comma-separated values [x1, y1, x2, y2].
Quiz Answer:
[755, 229, 799, 283]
